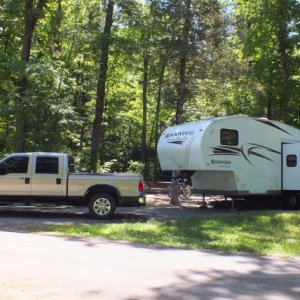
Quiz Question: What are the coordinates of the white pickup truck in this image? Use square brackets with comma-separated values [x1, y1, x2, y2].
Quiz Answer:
[0, 152, 145, 219]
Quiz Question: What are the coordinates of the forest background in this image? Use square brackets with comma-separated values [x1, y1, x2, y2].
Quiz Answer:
[0, 0, 299, 179]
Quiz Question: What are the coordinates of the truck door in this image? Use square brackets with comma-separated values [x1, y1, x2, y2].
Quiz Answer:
[0, 155, 31, 195]
[31, 155, 65, 197]
[282, 143, 300, 190]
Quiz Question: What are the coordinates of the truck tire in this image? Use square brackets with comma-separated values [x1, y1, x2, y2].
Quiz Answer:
[287, 194, 299, 209]
[88, 193, 116, 219]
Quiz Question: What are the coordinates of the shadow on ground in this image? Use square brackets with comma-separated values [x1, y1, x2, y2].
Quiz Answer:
[0, 206, 153, 234]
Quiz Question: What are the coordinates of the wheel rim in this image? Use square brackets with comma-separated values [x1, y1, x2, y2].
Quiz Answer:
[182, 187, 191, 198]
[93, 198, 111, 216]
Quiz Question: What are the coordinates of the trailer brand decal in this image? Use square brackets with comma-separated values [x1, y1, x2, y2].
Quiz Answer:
[210, 143, 281, 166]
[165, 130, 195, 145]
[165, 131, 195, 139]
[211, 159, 231, 165]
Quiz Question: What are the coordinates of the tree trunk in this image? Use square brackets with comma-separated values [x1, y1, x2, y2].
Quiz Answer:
[276, 0, 290, 123]
[54, 0, 63, 53]
[90, 0, 114, 172]
[141, 53, 149, 162]
[278, 29, 289, 123]
[175, 0, 191, 125]
[153, 61, 166, 181]
[267, 97, 273, 120]
[266, 73, 274, 120]
[170, 171, 180, 206]
[172, 0, 191, 206]
[15, 0, 47, 152]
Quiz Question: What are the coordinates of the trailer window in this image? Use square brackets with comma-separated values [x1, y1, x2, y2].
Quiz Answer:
[286, 155, 297, 167]
[220, 129, 238, 146]
[36, 156, 59, 174]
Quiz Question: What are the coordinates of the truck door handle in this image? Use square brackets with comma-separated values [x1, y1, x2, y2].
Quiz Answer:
[20, 177, 30, 184]
[56, 178, 62, 185]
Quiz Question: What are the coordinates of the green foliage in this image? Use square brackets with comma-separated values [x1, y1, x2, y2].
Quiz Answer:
[127, 160, 145, 174]
[98, 159, 118, 173]
[0, 0, 299, 177]
[235, 0, 300, 123]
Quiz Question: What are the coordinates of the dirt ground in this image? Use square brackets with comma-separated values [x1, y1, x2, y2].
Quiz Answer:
[0, 193, 233, 229]
[0, 193, 287, 232]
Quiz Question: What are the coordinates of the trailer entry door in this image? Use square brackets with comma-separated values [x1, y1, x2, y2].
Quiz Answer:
[282, 143, 300, 190]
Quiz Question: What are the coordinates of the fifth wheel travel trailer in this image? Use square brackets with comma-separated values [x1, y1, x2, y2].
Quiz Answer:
[157, 115, 300, 207]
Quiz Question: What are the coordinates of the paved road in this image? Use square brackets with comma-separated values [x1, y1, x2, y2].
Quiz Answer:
[1, 231, 300, 300]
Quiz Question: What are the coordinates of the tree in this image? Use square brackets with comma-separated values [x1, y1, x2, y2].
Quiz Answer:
[176, 0, 191, 125]
[2, 0, 297, 181]
[235, 0, 300, 124]
[90, 0, 115, 172]
[15, 0, 47, 151]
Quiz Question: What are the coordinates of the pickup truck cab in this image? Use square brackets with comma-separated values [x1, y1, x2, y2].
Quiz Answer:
[0, 152, 145, 219]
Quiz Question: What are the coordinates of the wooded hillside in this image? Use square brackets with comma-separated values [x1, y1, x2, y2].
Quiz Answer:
[0, 0, 299, 176]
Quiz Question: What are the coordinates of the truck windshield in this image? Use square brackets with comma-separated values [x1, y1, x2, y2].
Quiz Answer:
[0, 156, 29, 174]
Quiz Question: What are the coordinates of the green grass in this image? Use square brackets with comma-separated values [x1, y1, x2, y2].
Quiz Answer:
[26, 211, 300, 257]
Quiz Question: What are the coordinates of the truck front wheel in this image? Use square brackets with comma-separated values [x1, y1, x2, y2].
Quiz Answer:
[88, 193, 116, 219]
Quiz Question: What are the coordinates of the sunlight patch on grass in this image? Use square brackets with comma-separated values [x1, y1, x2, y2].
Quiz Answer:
[28, 211, 300, 257]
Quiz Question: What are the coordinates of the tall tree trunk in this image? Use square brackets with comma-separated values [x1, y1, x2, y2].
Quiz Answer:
[153, 61, 166, 181]
[267, 97, 273, 120]
[175, 0, 191, 125]
[54, 0, 62, 53]
[141, 53, 149, 163]
[15, 0, 47, 152]
[278, 29, 289, 123]
[172, 0, 191, 206]
[277, 0, 289, 123]
[90, 0, 114, 172]
[266, 73, 274, 120]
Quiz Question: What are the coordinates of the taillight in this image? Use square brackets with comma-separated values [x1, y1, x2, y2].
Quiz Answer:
[138, 180, 144, 192]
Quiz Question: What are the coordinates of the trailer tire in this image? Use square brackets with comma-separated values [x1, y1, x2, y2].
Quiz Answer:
[181, 185, 192, 199]
[88, 193, 116, 219]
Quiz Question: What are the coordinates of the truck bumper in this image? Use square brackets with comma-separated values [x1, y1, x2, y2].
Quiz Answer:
[138, 193, 146, 206]
[119, 193, 146, 207]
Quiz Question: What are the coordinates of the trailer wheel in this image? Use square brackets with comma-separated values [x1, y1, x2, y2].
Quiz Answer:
[88, 193, 116, 219]
[181, 185, 192, 199]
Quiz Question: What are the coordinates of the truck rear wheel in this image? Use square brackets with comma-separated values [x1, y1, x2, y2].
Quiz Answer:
[88, 193, 116, 219]
[287, 194, 299, 209]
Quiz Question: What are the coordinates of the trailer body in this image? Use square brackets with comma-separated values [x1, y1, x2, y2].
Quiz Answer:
[157, 116, 300, 205]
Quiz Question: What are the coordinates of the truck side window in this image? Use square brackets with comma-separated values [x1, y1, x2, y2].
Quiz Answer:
[0, 156, 29, 174]
[36, 157, 59, 174]
[286, 155, 297, 167]
[220, 129, 238, 146]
